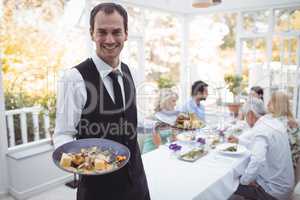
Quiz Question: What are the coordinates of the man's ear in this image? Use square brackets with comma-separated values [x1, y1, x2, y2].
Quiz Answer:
[249, 111, 257, 121]
[90, 28, 95, 41]
[124, 31, 128, 41]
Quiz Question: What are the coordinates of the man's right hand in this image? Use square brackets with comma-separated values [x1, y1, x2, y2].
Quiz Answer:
[227, 135, 238, 143]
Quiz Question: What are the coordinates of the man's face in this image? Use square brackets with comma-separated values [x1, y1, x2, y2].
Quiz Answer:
[91, 11, 128, 67]
[195, 87, 208, 102]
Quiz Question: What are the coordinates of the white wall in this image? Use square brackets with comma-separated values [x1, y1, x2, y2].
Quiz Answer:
[0, 57, 8, 195]
[7, 144, 71, 200]
[0, 0, 3, 19]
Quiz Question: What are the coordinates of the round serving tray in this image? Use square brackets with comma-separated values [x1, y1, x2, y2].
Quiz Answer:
[52, 138, 130, 176]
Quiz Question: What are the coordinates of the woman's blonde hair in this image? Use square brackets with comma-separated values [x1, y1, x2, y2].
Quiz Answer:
[268, 91, 293, 119]
[154, 88, 178, 112]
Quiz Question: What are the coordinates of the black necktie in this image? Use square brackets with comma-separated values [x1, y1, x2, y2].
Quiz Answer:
[108, 70, 124, 110]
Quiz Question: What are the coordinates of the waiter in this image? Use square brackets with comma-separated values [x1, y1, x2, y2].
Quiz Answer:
[53, 3, 150, 200]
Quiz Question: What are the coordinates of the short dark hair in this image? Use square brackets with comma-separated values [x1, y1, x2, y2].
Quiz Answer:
[191, 80, 208, 96]
[250, 86, 264, 101]
[90, 3, 128, 33]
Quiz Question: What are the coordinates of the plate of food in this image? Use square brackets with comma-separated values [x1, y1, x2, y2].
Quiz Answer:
[178, 147, 207, 162]
[216, 143, 247, 155]
[52, 138, 130, 175]
[174, 112, 205, 130]
[155, 112, 205, 131]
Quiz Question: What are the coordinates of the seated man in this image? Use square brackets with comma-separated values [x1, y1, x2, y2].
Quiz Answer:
[230, 97, 294, 200]
[181, 80, 208, 121]
[228, 97, 266, 149]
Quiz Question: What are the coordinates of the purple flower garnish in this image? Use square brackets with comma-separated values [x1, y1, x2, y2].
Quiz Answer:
[218, 131, 225, 137]
[169, 143, 182, 151]
[197, 137, 206, 145]
[218, 127, 228, 137]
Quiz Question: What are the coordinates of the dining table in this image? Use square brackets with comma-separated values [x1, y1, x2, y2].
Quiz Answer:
[142, 125, 251, 200]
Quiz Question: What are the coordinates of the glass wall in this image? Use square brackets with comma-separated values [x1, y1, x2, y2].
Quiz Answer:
[123, 5, 182, 117]
[239, 7, 300, 116]
[1, 1, 300, 148]
[188, 12, 237, 109]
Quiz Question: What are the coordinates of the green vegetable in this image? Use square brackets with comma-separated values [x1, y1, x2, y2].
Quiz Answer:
[224, 146, 237, 152]
[181, 149, 204, 159]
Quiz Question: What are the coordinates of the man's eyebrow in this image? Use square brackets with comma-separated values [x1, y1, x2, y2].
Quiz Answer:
[96, 28, 122, 31]
[113, 28, 122, 32]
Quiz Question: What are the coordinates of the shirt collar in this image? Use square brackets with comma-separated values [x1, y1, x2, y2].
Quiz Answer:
[91, 52, 123, 79]
[190, 98, 202, 108]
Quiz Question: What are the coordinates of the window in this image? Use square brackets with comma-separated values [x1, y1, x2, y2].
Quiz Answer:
[144, 10, 182, 84]
[275, 8, 300, 32]
[126, 5, 145, 35]
[238, 7, 300, 117]
[243, 10, 269, 33]
[0, 0, 87, 147]
[188, 12, 237, 106]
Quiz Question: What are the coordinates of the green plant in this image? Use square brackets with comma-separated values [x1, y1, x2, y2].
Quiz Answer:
[224, 74, 247, 102]
[157, 76, 175, 89]
[38, 93, 56, 133]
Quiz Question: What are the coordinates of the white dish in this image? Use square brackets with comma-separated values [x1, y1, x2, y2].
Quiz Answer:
[216, 143, 247, 155]
[178, 148, 207, 162]
[176, 132, 196, 142]
[154, 111, 179, 126]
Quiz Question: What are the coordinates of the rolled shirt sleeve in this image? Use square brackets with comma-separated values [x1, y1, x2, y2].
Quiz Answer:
[238, 130, 254, 149]
[240, 134, 268, 185]
[53, 68, 86, 148]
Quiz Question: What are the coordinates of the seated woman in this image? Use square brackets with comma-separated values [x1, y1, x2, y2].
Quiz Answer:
[142, 88, 178, 154]
[268, 91, 300, 181]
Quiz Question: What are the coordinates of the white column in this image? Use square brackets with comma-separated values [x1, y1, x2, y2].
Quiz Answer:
[74, 0, 93, 56]
[179, 14, 190, 105]
[0, 2, 8, 193]
[0, 0, 3, 19]
[0, 56, 9, 195]
[83, 0, 94, 55]
[265, 8, 275, 105]
[236, 12, 243, 76]
[296, 35, 300, 119]
[235, 12, 243, 102]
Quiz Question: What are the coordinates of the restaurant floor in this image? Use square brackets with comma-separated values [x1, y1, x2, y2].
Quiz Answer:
[1, 183, 300, 200]
[0, 185, 76, 200]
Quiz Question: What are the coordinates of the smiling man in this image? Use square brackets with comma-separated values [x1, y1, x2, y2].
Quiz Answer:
[53, 3, 150, 200]
[181, 80, 208, 121]
[92, 7, 126, 68]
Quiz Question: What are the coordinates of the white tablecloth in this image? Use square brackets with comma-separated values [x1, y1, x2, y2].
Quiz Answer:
[142, 146, 250, 200]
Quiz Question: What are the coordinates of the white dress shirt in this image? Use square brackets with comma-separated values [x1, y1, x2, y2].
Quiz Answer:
[53, 53, 126, 148]
[240, 114, 294, 200]
[238, 129, 254, 149]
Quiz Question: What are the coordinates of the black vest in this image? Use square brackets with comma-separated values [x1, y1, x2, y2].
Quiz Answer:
[74, 59, 150, 200]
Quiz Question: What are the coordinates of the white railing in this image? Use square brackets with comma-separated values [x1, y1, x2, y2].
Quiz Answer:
[5, 106, 51, 148]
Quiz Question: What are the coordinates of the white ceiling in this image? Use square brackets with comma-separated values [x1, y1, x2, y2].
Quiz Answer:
[117, 0, 300, 14]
